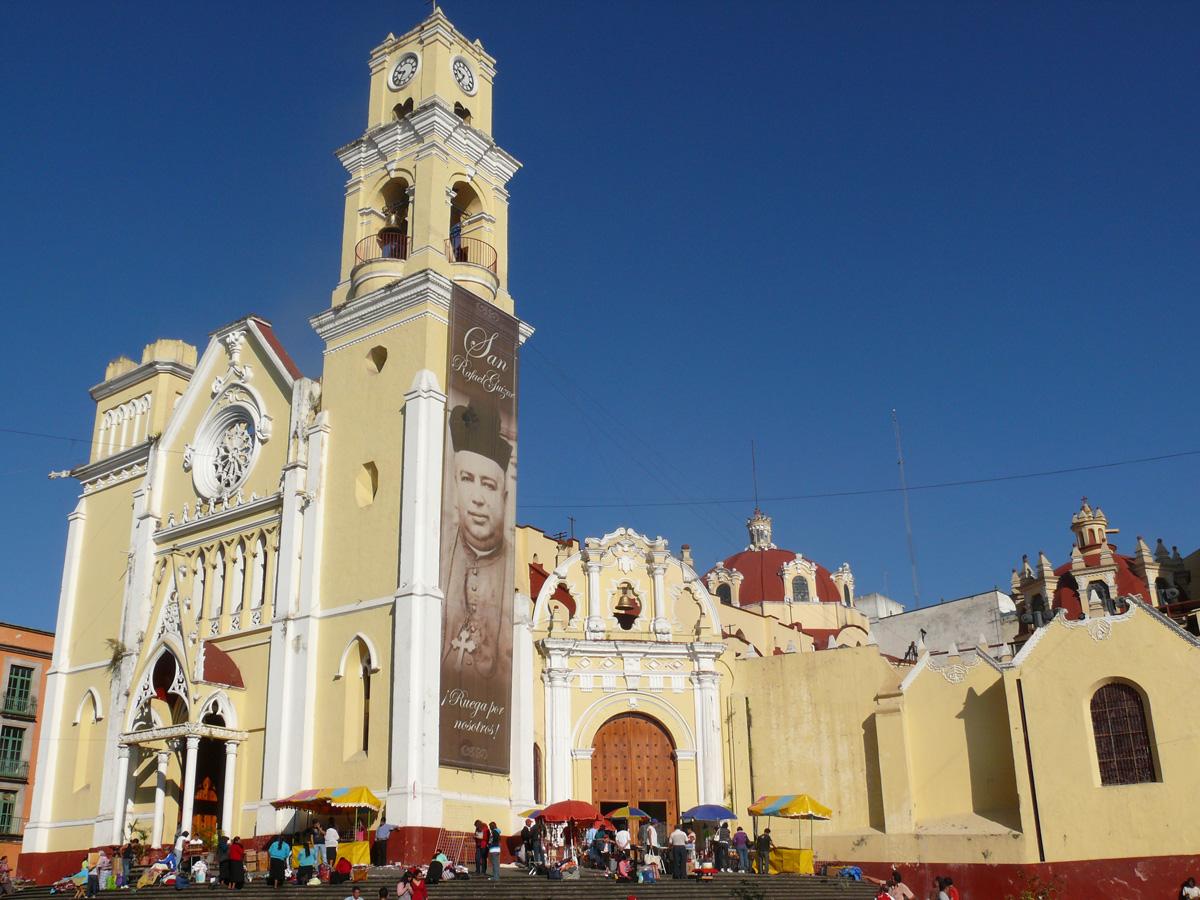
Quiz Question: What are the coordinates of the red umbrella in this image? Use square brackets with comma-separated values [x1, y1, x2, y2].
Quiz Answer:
[540, 799, 600, 823]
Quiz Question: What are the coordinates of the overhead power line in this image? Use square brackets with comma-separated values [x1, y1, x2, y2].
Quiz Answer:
[519, 448, 1200, 510]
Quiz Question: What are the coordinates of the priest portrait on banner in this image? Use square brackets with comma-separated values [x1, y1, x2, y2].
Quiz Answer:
[441, 402, 511, 680]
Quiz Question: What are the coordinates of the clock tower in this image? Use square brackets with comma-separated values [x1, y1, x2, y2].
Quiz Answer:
[286, 7, 525, 829]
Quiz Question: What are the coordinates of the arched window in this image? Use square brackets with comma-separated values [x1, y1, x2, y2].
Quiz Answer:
[1091, 682, 1156, 785]
[791, 577, 810, 603]
[716, 584, 732, 606]
[842, 584, 851, 606]
[341, 639, 373, 759]
[360, 656, 372, 753]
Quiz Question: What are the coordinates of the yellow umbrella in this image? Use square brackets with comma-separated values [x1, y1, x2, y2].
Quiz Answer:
[747, 794, 832, 855]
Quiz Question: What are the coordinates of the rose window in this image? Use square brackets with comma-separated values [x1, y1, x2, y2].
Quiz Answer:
[213, 420, 255, 493]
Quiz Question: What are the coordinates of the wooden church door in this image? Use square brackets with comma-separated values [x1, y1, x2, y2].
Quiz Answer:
[591, 713, 679, 827]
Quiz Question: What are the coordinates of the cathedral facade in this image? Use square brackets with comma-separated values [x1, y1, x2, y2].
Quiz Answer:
[21, 10, 1200, 896]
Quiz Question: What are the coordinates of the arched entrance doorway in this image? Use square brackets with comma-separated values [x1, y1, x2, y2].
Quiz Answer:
[591, 713, 678, 827]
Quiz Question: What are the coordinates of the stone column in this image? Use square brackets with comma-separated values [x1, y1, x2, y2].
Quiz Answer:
[386, 370, 445, 827]
[221, 742, 238, 836]
[152, 751, 169, 847]
[110, 745, 131, 843]
[178, 736, 200, 838]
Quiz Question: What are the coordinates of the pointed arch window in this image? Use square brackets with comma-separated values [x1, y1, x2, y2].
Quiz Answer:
[1091, 682, 1156, 785]
[210, 549, 225, 618]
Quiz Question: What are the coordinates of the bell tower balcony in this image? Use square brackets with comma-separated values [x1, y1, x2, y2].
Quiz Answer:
[349, 230, 409, 298]
[444, 235, 499, 299]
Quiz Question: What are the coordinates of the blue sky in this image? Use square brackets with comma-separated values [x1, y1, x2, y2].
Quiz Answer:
[2, 1, 1198, 631]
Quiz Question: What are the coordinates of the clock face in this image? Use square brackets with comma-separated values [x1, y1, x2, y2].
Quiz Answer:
[451, 57, 476, 95]
[390, 53, 418, 91]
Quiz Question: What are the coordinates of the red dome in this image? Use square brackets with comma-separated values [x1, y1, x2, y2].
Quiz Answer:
[712, 548, 843, 606]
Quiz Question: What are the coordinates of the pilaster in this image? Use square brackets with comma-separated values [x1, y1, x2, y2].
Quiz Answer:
[543, 660, 572, 802]
[95, 475, 158, 846]
[257, 379, 327, 836]
[24, 502, 86, 851]
[387, 369, 445, 826]
[873, 690, 915, 833]
[509, 592, 535, 816]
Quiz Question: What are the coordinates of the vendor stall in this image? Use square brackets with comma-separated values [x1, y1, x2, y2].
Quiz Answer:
[747, 793, 832, 875]
[272, 786, 382, 867]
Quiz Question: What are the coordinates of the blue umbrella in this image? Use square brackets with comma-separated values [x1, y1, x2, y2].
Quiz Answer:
[682, 804, 737, 820]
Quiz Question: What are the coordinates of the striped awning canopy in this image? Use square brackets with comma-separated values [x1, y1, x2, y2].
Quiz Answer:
[272, 786, 383, 812]
[747, 794, 832, 820]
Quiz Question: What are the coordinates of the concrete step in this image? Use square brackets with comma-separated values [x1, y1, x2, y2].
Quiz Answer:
[19, 868, 878, 900]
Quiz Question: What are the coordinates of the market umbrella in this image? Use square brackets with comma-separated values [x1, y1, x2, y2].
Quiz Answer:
[747, 794, 832, 854]
[517, 808, 543, 819]
[681, 804, 737, 821]
[606, 805, 650, 820]
[540, 799, 600, 823]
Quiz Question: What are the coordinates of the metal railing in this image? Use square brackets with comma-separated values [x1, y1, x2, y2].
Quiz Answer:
[0, 692, 36, 718]
[0, 758, 28, 781]
[0, 815, 23, 837]
[444, 236, 497, 273]
[354, 232, 409, 265]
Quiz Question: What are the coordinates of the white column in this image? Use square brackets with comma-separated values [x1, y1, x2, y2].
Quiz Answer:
[691, 669, 724, 805]
[650, 559, 670, 638]
[110, 745, 131, 843]
[583, 552, 604, 640]
[152, 751, 169, 847]
[23, 503, 87, 851]
[387, 369, 445, 827]
[179, 736, 200, 838]
[510, 594, 535, 818]
[544, 660, 572, 802]
[222, 742, 238, 836]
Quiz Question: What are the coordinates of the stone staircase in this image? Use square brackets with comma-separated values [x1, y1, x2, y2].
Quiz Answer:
[18, 867, 879, 899]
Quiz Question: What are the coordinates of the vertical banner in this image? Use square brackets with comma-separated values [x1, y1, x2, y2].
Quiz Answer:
[439, 285, 518, 773]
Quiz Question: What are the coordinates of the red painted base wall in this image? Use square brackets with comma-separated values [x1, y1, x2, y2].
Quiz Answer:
[852, 855, 1200, 899]
[19, 827, 517, 886]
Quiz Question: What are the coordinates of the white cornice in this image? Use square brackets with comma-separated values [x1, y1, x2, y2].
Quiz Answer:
[72, 440, 152, 491]
[311, 268, 454, 345]
[337, 100, 521, 186]
[90, 360, 194, 402]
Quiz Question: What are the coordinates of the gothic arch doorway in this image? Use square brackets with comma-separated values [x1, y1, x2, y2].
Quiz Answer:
[591, 713, 678, 827]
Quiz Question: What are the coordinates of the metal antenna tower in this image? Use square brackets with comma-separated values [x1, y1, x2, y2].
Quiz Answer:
[892, 409, 922, 606]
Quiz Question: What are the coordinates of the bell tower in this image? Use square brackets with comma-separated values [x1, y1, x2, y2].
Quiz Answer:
[302, 7, 525, 831]
[329, 6, 519, 308]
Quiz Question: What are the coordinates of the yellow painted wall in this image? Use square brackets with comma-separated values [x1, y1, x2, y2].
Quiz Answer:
[68, 482, 137, 666]
[904, 656, 1021, 830]
[1016, 611, 1200, 862]
[317, 313, 447, 606]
